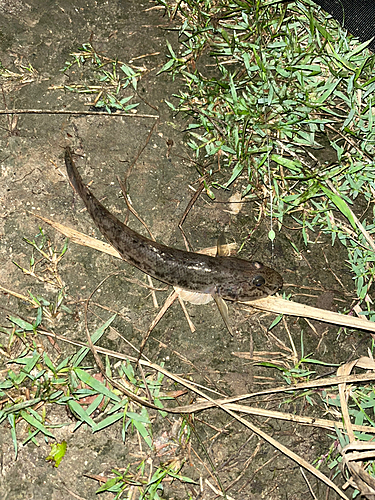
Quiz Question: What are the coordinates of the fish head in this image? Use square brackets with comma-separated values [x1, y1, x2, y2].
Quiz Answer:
[218, 260, 283, 301]
[238, 261, 283, 300]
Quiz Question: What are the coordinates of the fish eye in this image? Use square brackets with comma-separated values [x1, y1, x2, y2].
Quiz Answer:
[252, 275, 265, 287]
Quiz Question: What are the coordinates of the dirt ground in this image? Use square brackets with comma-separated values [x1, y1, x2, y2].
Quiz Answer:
[0, 1, 368, 499]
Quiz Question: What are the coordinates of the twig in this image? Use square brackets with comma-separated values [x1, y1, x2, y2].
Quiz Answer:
[123, 117, 160, 182]
[0, 108, 158, 118]
[178, 180, 205, 251]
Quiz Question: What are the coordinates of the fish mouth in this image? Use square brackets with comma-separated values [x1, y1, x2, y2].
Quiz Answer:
[274, 278, 284, 294]
[266, 274, 283, 296]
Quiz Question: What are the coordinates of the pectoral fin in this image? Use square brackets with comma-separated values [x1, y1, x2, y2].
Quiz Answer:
[216, 233, 232, 257]
[213, 294, 233, 336]
[176, 287, 233, 336]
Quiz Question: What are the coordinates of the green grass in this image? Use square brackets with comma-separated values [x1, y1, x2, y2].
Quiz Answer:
[1, 311, 194, 498]
[0, 230, 195, 498]
[157, 0, 375, 313]
[59, 42, 141, 113]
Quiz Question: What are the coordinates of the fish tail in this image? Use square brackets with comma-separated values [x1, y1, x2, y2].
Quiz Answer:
[64, 146, 115, 230]
[65, 147, 88, 200]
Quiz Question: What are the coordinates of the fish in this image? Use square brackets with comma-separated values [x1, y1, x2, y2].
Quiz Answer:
[65, 147, 283, 330]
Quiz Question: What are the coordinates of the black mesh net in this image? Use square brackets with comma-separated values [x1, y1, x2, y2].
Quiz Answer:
[311, 0, 375, 52]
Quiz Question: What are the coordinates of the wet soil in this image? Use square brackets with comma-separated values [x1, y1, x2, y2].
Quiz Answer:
[0, 1, 368, 499]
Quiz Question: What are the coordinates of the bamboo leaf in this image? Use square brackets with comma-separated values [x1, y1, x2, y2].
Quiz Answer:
[74, 368, 121, 402]
[320, 184, 356, 229]
[20, 410, 55, 438]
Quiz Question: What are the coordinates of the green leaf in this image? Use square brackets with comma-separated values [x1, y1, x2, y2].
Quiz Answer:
[316, 79, 341, 104]
[34, 307, 43, 328]
[93, 412, 123, 432]
[229, 73, 237, 104]
[165, 39, 176, 59]
[11, 351, 41, 384]
[0, 380, 13, 390]
[126, 411, 151, 424]
[43, 352, 56, 374]
[167, 470, 197, 483]
[67, 400, 95, 428]
[320, 184, 356, 229]
[70, 314, 117, 366]
[96, 477, 121, 493]
[347, 37, 375, 58]
[314, 22, 334, 41]
[224, 162, 243, 187]
[271, 154, 302, 171]
[74, 368, 121, 402]
[133, 419, 152, 449]
[2, 398, 41, 416]
[20, 410, 55, 438]
[268, 314, 282, 329]
[8, 315, 34, 331]
[8, 414, 17, 459]
[220, 29, 231, 45]
[45, 441, 67, 467]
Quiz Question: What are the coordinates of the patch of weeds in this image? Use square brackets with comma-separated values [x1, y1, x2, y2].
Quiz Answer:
[0, 59, 37, 136]
[0, 227, 197, 496]
[157, 0, 375, 313]
[316, 383, 375, 498]
[11, 227, 71, 323]
[0, 309, 194, 496]
[97, 460, 196, 499]
[1, 288, 193, 496]
[258, 331, 336, 402]
[0, 225, 189, 492]
[257, 332, 375, 496]
[13, 227, 68, 285]
[0, 230, 176, 478]
[300, 339, 375, 496]
[0, 314, 175, 460]
[261, 357, 316, 387]
[0, 59, 37, 91]
[52, 42, 142, 113]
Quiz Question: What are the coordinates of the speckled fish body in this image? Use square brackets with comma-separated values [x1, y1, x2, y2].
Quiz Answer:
[65, 147, 283, 302]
